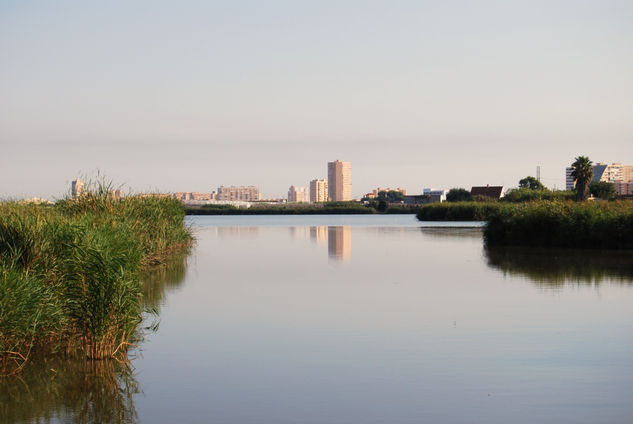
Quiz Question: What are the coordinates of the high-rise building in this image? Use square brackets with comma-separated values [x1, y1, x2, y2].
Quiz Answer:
[614, 182, 633, 196]
[565, 167, 575, 191]
[288, 186, 307, 203]
[71, 179, 84, 199]
[327, 160, 351, 201]
[216, 186, 260, 201]
[309, 179, 328, 202]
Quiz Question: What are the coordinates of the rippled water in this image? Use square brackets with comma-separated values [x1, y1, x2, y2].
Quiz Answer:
[3, 215, 633, 423]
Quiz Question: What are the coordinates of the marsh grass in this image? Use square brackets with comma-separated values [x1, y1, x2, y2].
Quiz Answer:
[484, 200, 633, 249]
[417, 200, 633, 249]
[0, 183, 191, 371]
[416, 202, 508, 221]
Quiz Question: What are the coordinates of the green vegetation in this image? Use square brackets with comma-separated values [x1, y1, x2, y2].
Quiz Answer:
[418, 199, 633, 249]
[590, 181, 616, 200]
[570, 155, 593, 201]
[518, 176, 545, 190]
[361, 190, 405, 203]
[484, 200, 633, 249]
[501, 187, 575, 203]
[446, 188, 472, 202]
[0, 185, 191, 371]
[416, 202, 507, 221]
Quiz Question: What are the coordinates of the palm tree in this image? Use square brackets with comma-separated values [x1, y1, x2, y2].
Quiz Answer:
[571, 156, 593, 201]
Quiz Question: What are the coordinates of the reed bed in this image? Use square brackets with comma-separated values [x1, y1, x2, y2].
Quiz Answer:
[484, 200, 633, 249]
[0, 187, 191, 371]
[416, 202, 508, 221]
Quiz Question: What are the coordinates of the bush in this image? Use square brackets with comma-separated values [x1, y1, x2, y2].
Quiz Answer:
[501, 188, 575, 203]
[446, 188, 472, 202]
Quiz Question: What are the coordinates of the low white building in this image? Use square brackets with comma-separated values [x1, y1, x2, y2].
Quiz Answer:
[423, 188, 447, 202]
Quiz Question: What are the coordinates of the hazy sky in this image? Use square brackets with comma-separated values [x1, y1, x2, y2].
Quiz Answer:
[2, 0, 632, 199]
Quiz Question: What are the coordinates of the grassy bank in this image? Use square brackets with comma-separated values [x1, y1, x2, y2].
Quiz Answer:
[416, 202, 506, 221]
[186, 202, 419, 215]
[484, 200, 633, 249]
[0, 189, 191, 370]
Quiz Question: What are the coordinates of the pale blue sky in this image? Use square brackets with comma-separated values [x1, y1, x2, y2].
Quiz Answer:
[1, 0, 632, 199]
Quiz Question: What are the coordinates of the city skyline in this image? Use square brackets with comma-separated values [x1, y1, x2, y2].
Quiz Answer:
[2, 1, 632, 199]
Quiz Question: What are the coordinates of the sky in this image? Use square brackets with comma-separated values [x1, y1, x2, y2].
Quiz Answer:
[1, 0, 632, 199]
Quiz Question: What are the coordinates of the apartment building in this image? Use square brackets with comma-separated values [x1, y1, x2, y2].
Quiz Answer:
[216, 186, 260, 202]
[310, 179, 328, 202]
[327, 160, 351, 201]
[288, 186, 308, 203]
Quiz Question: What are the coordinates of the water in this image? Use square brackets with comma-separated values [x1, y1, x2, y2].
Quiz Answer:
[3, 215, 633, 423]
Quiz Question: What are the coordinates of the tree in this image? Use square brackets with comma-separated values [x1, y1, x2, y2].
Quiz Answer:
[446, 188, 472, 202]
[589, 181, 615, 200]
[376, 190, 405, 202]
[518, 176, 545, 190]
[570, 156, 593, 201]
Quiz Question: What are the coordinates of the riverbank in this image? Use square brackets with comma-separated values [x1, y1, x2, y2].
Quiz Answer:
[186, 202, 418, 215]
[484, 200, 633, 249]
[417, 200, 633, 249]
[0, 191, 192, 372]
[416, 202, 506, 221]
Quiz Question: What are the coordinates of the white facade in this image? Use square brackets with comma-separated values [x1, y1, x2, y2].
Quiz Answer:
[423, 188, 447, 202]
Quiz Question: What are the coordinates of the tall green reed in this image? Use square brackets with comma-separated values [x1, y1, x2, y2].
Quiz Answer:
[1, 182, 191, 369]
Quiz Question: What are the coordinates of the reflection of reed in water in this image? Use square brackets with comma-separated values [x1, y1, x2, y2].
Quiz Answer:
[485, 246, 633, 286]
[1, 357, 139, 424]
[419, 227, 483, 238]
[1, 251, 192, 424]
[140, 248, 189, 310]
[328, 226, 351, 261]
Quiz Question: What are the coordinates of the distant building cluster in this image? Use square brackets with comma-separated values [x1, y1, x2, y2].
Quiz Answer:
[566, 162, 633, 196]
[173, 192, 213, 202]
[364, 187, 407, 199]
[66, 158, 633, 208]
[288, 186, 308, 203]
[216, 186, 260, 202]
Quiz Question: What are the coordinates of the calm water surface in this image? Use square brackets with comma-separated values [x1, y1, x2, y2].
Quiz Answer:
[3, 215, 633, 423]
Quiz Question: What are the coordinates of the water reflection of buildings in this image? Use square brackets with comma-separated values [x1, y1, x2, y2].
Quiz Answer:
[289, 226, 311, 240]
[329, 226, 352, 261]
[310, 226, 328, 245]
[309, 226, 352, 261]
[213, 226, 260, 238]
